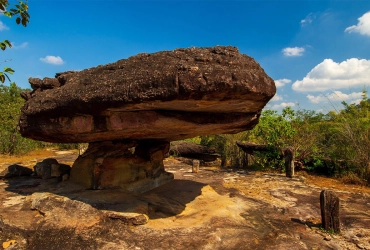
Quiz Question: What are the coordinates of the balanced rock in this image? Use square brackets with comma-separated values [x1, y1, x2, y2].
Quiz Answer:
[169, 141, 220, 162]
[19, 46, 275, 143]
[19, 46, 276, 192]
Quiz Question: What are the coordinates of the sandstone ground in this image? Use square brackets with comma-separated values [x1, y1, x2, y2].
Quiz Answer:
[0, 150, 369, 250]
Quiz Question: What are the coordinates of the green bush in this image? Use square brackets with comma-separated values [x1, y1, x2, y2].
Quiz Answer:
[0, 82, 42, 155]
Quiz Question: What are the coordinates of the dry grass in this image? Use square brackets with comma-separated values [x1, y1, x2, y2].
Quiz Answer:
[0, 149, 56, 165]
[299, 171, 370, 194]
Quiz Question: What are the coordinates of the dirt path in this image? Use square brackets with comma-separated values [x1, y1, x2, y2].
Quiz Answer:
[0, 152, 369, 250]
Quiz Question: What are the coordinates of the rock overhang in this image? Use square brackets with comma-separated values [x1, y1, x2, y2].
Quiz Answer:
[19, 46, 276, 143]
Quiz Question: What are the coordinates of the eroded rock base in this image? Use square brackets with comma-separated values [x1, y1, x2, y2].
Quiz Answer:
[70, 140, 174, 192]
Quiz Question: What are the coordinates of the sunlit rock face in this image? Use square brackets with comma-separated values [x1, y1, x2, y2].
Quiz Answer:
[19, 46, 276, 192]
[70, 140, 173, 192]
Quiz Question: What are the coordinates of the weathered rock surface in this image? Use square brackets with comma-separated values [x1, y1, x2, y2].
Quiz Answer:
[19, 46, 275, 143]
[1, 154, 370, 250]
[18, 46, 275, 192]
[169, 141, 219, 162]
[28, 192, 103, 228]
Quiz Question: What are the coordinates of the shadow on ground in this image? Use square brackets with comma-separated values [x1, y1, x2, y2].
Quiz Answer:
[4, 176, 207, 220]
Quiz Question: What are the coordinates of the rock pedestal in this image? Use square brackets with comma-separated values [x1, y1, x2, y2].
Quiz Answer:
[192, 160, 200, 173]
[70, 140, 173, 193]
[19, 46, 276, 192]
[320, 190, 340, 233]
[284, 147, 295, 178]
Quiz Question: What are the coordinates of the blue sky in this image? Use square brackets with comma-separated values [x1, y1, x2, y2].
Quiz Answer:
[2, 0, 370, 113]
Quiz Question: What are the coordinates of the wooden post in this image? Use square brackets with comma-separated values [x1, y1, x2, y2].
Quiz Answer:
[221, 156, 227, 168]
[192, 160, 200, 173]
[284, 147, 294, 178]
[242, 152, 248, 169]
[320, 190, 340, 233]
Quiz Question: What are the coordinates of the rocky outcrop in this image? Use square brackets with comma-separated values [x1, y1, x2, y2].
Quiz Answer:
[169, 141, 220, 162]
[19, 46, 275, 143]
[2, 159, 370, 250]
[19, 46, 275, 192]
[236, 141, 271, 154]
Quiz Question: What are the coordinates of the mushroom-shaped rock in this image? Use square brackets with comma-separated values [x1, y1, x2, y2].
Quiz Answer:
[19, 46, 276, 192]
[169, 141, 220, 162]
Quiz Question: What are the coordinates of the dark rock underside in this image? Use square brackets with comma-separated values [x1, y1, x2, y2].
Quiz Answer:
[22, 111, 260, 143]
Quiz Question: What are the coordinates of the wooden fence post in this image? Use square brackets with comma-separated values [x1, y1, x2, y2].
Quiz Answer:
[320, 190, 340, 233]
[242, 152, 248, 168]
[284, 147, 294, 178]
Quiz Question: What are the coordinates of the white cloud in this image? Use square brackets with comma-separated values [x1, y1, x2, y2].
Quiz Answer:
[345, 11, 370, 36]
[0, 21, 9, 31]
[292, 58, 370, 92]
[11, 42, 28, 49]
[282, 47, 305, 57]
[301, 13, 315, 26]
[274, 78, 291, 88]
[270, 94, 282, 102]
[271, 102, 295, 110]
[307, 91, 364, 104]
[40, 55, 64, 65]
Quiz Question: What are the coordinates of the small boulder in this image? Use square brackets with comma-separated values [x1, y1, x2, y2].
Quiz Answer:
[102, 211, 149, 225]
[28, 192, 103, 228]
[51, 163, 71, 178]
[33, 158, 71, 180]
[0, 164, 33, 179]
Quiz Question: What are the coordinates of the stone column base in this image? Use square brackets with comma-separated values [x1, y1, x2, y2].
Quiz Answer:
[70, 140, 173, 193]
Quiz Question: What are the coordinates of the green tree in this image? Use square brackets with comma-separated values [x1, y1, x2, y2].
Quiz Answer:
[0, 0, 30, 83]
[0, 82, 42, 154]
[291, 109, 326, 171]
[0, 1, 36, 155]
[253, 107, 296, 148]
[200, 132, 251, 168]
[329, 92, 370, 182]
[247, 107, 295, 170]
